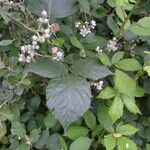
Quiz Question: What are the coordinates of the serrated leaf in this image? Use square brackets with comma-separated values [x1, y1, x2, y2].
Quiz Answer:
[114, 70, 136, 96]
[84, 111, 96, 129]
[70, 137, 93, 150]
[104, 134, 117, 150]
[97, 87, 117, 99]
[97, 103, 114, 132]
[26, 96, 41, 112]
[115, 58, 142, 71]
[66, 126, 89, 140]
[46, 134, 67, 150]
[111, 51, 124, 64]
[0, 40, 13, 46]
[11, 122, 26, 139]
[70, 36, 84, 50]
[44, 111, 57, 129]
[109, 96, 124, 123]
[46, 75, 91, 130]
[116, 124, 138, 136]
[130, 17, 150, 36]
[34, 130, 49, 149]
[0, 121, 6, 140]
[26, 0, 76, 18]
[27, 57, 68, 78]
[121, 95, 141, 114]
[99, 53, 112, 66]
[117, 137, 137, 150]
[70, 59, 112, 80]
[0, 105, 13, 121]
[29, 129, 40, 143]
[107, 16, 119, 35]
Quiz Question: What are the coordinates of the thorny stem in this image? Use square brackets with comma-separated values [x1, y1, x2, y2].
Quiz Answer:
[6, 13, 39, 34]
[0, 101, 7, 108]
[116, 0, 141, 39]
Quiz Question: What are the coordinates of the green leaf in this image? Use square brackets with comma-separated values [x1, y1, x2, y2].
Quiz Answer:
[116, 124, 138, 136]
[92, 124, 103, 138]
[26, 96, 41, 112]
[107, 16, 119, 35]
[70, 59, 112, 80]
[44, 111, 57, 129]
[0, 121, 6, 140]
[78, 0, 91, 14]
[115, 0, 129, 6]
[70, 36, 84, 50]
[46, 75, 91, 130]
[109, 96, 124, 123]
[0, 105, 13, 121]
[135, 86, 145, 97]
[121, 95, 141, 114]
[115, 58, 142, 71]
[0, 40, 13, 46]
[70, 137, 93, 150]
[17, 142, 30, 150]
[146, 144, 150, 150]
[97, 87, 117, 99]
[117, 137, 137, 150]
[104, 134, 117, 150]
[130, 17, 150, 36]
[34, 130, 49, 149]
[114, 70, 136, 96]
[46, 134, 67, 150]
[97, 103, 114, 132]
[29, 129, 40, 143]
[66, 126, 89, 140]
[111, 51, 124, 64]
[84, 111, 96, 129]
[11, 122, 26, 139]
[26, 0, 77, 18]
[99, 53, 111, 66]
[27, 57, 68, 78]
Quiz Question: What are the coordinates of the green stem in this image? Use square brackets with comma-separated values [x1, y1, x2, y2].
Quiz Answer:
[116, 0, 140, 38]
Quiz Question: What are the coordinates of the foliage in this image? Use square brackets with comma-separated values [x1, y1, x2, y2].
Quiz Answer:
[0, 0, 150, 150]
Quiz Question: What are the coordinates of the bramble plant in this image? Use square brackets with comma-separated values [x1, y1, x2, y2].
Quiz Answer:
[0, 0, 150, 150]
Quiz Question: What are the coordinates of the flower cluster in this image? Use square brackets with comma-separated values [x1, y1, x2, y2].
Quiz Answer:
[51, 47, 64, 61]
[130, 42, 136, 57]
[93, 80, 104, 90]
[75, 20, 96, 37]
[95, 46, 103, 53]
[107, 37, 118, 52]
[19, 10, 60, 63]
[19, 45, 35, 63]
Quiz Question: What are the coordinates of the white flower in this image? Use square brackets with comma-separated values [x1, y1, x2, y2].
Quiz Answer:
[32, 41, 37, 46]
[75, 21, 81, 28]
[44, 29, 50, 34]
[94, 80, 104, 90]
[38, 36, 45, 43]
[91, 20, 96, 29]
[9, 1, 14, 5]
[52, 47, 58, 54]
[41, 10, 48, 17]
[107, 38, 118, 52]
[44, 33, 50, 39]
[126, 143, 129, 149]
[43, 18, 49, 24]
[80, 27, 91, 37]
[95, 46, 103, 53]
[38, 17, 44, 23]
[32, 35, 38, 41]
[51, 47, 64, 61]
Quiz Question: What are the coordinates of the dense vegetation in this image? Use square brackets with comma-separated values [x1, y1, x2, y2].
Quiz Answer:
[0, 0, 150, 149]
